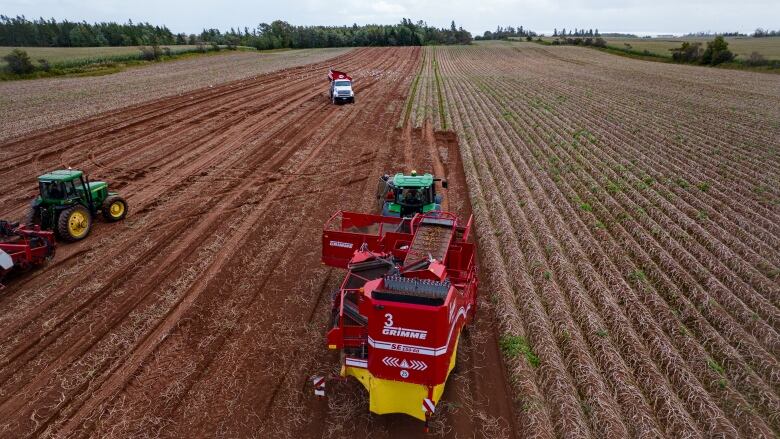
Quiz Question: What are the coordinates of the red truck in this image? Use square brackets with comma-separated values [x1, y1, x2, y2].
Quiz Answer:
[328, 69, 355, 104]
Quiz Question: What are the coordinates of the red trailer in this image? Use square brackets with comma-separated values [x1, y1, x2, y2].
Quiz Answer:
[327, 69, 352, 82]
[0, 221, 56, 288]
[327, 68, 355, 104]
[316, 210, 477, 428]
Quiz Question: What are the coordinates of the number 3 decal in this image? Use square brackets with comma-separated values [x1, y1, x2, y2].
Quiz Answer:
[384, 313, 394, 327]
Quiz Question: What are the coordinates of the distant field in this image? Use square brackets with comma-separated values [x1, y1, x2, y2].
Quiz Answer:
[0, 47, 351, 141]
[603, 37, 780, 60]
[0, 45, 199, 66]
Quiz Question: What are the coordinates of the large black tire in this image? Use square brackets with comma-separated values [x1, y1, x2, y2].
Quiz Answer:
[57, 205, 92, 242]
[102, 195, 128, 222]
[25, 200, 40, 226]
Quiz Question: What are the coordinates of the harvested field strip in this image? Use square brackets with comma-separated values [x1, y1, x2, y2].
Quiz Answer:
[414, 43, 779, 438]
[0, 48, 353, 143]
[0, 46, 520, 438]
[0, 52, 391, 430]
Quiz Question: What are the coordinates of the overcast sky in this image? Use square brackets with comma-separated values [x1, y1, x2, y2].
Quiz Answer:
[3, 0, 778, 36]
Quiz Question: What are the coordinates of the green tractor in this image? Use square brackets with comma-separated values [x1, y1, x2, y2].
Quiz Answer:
[376, 170, 448, 218]
[26, 170, 128, 242]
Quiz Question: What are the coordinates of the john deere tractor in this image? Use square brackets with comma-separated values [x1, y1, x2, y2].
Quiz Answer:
[26, 170, 128, 242]
[376, 171, 447, 218]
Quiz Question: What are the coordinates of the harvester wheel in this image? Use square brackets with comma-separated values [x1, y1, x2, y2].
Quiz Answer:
[102, 196, 128, 222]
[57, 205, 92, 242]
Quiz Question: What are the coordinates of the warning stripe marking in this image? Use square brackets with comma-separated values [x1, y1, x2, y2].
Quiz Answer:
[345, 357, 367, 368]
[312, 376, 326, 397]
[422, 398, 435, 413]
[382, 356, 428, 370]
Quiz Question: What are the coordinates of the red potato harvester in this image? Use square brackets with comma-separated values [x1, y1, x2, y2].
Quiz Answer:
[314, 210, 477, 430]
[0, 221, 56, 288]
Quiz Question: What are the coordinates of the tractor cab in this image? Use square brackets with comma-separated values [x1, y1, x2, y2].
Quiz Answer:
[37, 170, 106, 204]
[376, 171, 447, 218]
[28, 169, 128, 242]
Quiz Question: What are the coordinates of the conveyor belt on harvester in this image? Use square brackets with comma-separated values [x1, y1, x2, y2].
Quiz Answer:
[403, 218, 455, 266]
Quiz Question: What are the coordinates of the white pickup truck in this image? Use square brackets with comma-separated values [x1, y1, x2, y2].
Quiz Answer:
[328, 69, 355, 104]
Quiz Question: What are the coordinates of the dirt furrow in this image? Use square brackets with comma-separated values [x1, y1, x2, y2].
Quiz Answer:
[0, 46, 519, 439]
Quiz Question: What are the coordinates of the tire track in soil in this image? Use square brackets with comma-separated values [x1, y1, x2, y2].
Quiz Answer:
[55, 47, 408, 438]
[0, 48, 402, 437]
[0, 49, 372, 219]
[0, 47, 519, 438]
[0, 48, 382, 340]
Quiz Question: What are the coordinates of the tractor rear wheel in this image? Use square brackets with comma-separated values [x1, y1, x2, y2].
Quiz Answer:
[57, 205, 92, 242]
[102, 196, 128, 222]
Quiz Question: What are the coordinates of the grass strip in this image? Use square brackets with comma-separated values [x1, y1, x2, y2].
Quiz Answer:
[432, 47, 447, 130]
[400, 49, 425, 127]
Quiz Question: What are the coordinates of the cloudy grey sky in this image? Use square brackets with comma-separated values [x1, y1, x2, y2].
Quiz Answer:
[3, 0, 778, 36]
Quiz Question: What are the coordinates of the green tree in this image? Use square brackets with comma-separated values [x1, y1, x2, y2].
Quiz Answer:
[670, 41, 703, 63]
[68, 24, 93, 46]
[3, 48, 35, 74]
[701, 36, 734, 65]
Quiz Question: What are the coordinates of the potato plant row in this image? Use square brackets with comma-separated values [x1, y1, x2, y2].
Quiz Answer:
[418, 43, 780, 438]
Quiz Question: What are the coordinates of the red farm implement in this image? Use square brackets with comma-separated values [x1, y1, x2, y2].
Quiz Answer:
[0, 221, 56, 288]
[316, 210, 477, 429]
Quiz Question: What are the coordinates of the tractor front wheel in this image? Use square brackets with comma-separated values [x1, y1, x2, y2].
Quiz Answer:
[57, 205, 92, 242]
[102, 196, 128, 222]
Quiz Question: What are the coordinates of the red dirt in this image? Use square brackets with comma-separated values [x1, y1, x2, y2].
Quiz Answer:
[0, 47, 517, 438]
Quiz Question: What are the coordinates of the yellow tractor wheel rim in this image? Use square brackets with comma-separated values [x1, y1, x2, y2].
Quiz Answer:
[68, 211, 89, 238]
[110, 201, 125, 218]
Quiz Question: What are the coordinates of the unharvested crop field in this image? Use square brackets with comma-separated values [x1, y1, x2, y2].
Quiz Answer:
[0, 41, 778, 438]
[408, 42, 780, 438]
[0, 45, 200, 66]
[602, 36, 780, 60]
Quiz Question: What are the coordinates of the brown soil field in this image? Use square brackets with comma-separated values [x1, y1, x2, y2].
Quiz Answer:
[2, 41, 779, 439]
[0, 48, 351, 143]
[0, 47, 518, 438]
[408, 42, 780, 438]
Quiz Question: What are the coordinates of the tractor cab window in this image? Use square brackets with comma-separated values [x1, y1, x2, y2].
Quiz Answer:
[63, 181, 77, 197]
[397, 187, 432, 205]
[334, 80, 351, 87]
[41, 181, 65, 199]
[40, 181, 77, 199]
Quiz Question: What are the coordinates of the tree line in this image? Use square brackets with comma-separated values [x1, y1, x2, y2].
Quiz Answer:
[216, 19, 471, 49]
[474, 25, 538, 41]
[0, 16, 176, 46]
[553, 28, 600, 37]
[752, 28, 780, 37]
[684, 31, 747, 37]
[0, 16, 471, 48]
